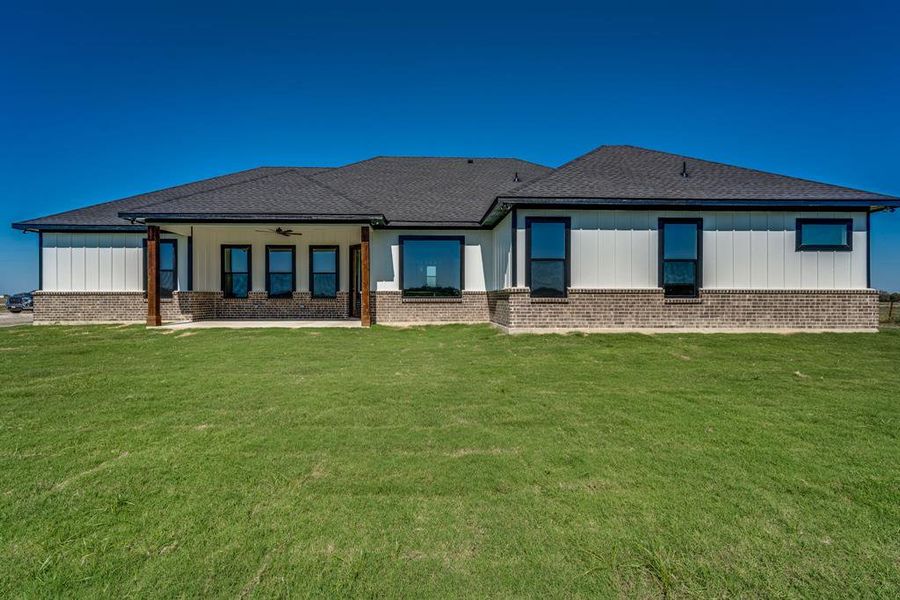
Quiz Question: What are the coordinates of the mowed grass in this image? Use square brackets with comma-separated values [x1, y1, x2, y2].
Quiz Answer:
[1, 325, 898, 598]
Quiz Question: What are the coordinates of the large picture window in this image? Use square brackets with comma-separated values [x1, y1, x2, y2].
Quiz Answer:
[310, 246, 338, 298]
[526, 217, 570, 298]
[143, 238, 177, 298]
[266, 246, 295, 298]
[796, 218, 853, 251]
[222, 245, 251, 299]
[659, 218, 702, 298]
[400, 236, 464, 298]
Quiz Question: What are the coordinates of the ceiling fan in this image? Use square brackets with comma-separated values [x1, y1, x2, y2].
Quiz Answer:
[255, 227, 303, 237]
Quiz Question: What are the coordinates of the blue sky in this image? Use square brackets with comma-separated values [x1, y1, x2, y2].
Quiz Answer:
[2, 0, 899, 293]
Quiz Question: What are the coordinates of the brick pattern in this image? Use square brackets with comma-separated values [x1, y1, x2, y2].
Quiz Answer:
[34, 291, 151, 323]
[371, 291, 489, 324]
[34, 288, 878, 330]
[167, 292, 218, 321]
[33, 291, 349, 323]
[215, 291, 348, 320]
[490, 288, 878, 330]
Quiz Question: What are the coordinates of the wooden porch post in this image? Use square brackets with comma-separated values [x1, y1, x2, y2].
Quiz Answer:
[360, 226, 371, 327]
[146, 225, 161, 326]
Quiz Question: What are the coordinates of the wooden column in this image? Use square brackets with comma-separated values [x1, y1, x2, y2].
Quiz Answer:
[360, 226, 371, 327]
[146, 225, 162, 326]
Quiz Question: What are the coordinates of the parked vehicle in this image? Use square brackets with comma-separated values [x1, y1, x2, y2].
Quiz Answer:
[6, 292, 34, 313]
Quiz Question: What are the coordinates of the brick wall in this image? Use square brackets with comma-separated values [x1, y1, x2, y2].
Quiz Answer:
[490, 288, 878, 331]
[215, 291, 348, 319]
[34, 291, 148, 323]
[33, 291, 349, 323]
[33, 288, 878, 330]
[371, 291, 489, 324]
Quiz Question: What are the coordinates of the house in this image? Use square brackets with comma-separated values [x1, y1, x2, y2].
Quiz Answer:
[12, 145, 899, 331]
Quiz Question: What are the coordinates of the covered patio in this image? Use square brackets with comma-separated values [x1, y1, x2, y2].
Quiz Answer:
[142, 223, 372, 327]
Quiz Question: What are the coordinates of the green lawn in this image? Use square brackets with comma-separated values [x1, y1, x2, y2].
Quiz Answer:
[1, 325, 898, 598]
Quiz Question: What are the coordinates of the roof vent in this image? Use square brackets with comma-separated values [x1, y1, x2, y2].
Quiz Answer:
[680, 161, 690, 178]
[513, 171, 521, 182]
[467, 159, 474, 164]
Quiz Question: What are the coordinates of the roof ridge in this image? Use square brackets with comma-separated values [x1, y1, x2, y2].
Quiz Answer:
[294, 172, 380, 215]
[617, 145, 897, 198]
[257, 165, 332, 171]
[310, 155, 383, 177]
[119, 168, 383, 220]
[359, 155, 542, 161]
[501, 143, 611, 195]
[18, 167, 285, 225]
[121, 168, 297, 213]
[126, 168, 380, 217]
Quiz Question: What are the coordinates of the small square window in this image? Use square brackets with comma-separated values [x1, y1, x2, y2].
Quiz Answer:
[400, 237, 464, 298]
[796, 219, 853, 251]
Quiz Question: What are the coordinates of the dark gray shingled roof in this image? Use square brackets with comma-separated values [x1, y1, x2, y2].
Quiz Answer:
[13, 167, 330, 230]
[311, 156, 552, 225]
[502, 145, 896, 201]
[12, 146, 897, 231]
[118, 169, 378, 221]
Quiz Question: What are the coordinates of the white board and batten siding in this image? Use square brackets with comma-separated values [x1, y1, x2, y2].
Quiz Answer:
[40, 232, 189, 292]
[514, 209, 868, 290]
[188, 225, 361, 293]
[491, 213, 513, 290]
[39, 211, 869, 294]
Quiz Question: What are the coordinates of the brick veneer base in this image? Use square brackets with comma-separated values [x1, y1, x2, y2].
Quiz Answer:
[371, 291, 489, 324]
[33, 291, 349, 323]
[33, 288, 878, 331]
[489, 288, 879, 331]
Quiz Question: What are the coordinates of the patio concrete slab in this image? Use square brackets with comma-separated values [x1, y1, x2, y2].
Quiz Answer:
[160, 320, 362, 330]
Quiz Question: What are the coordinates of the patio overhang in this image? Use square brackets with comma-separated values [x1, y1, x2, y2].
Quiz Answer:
[119, 212, 386, 225]
[141, 222, 373, 328]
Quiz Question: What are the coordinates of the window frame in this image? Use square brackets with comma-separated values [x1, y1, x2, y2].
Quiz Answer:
[143, 238, 178, 299]
[525, 216, 571, 299]
[658, 218, 703, 299]
[265, 245, 296, 298]
[795, 218, 853, 251]
[221, 244, 252, 299]
[309, 245, 340, 299]
[398, 235, 465, 298]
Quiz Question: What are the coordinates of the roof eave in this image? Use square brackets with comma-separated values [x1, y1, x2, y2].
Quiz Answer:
[485, 196, 900, 217]
[11, 222, 146, 233]
[119, 212, 387, 224]
[380, 220, 484, 229]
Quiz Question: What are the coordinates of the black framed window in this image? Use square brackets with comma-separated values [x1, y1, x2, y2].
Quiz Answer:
[222, 245, 251, 299]
[526, 217, 570, 298]
[796, 218, 853, 251]
[399, 236, 464, 298]
[266, 245, 295, 298]
[659, 218, 702, 298]
[143, 238, 177, 298]
[310, 246, 338, 298]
